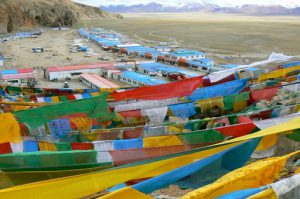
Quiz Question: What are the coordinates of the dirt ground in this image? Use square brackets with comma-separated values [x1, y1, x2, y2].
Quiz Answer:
[1, 29, 115, 69]
[1, 29, 129, 88]
[77, 13, 300, 65]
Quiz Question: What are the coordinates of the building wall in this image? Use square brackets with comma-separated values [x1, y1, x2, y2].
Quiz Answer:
[118, 75, 144, 87]
[47, 68, 103, 81]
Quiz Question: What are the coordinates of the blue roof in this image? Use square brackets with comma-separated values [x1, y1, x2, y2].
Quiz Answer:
[282, 61, 300, 68]
[79, 28, 123, 47]
[121, 71, 166, 85]
[170, 49, 205, 57]
[1, 69, 18, 75]
[140, 62, 199, 77]
[155, 45, 170, 49]
[187, 58, 214, 68]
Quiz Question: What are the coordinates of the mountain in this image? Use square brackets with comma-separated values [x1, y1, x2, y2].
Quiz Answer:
[0, 0, 115, 33]
[101, 2, 300, 15]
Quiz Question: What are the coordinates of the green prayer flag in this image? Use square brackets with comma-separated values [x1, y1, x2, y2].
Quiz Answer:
[286, 129, 300, 142]
[179, 129, 225, 145]
[223, 92, 250, 111]
[55, 142, 72, 151]
[14, 94, 113, 129]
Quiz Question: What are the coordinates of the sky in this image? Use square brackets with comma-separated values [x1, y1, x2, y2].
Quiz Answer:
[72, 0, 300, 8]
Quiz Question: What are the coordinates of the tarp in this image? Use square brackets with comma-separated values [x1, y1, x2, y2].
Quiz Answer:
[187, 79, 247, 101]
[14, 95, 111, 129]
[111, 76, 203, 100]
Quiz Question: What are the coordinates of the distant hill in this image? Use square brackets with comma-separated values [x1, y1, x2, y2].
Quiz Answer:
[0, 0, 116, 33]
[101, 2, 300, 15]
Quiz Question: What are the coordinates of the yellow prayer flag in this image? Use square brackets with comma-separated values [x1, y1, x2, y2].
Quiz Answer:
[182, 151, 300, 199]
[38, 142, 57, 151]
[143, 135, 183, 148]
[0, 113, 21, 144]
[99, 187, 152, 199]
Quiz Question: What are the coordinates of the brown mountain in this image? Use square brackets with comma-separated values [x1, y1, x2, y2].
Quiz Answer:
[0, 0, 114, 33]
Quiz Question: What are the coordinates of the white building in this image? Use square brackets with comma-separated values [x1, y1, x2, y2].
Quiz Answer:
[45, 63, 116, 81]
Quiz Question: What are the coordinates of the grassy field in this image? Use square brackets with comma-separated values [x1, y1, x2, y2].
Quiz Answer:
[77, 13, 300, 64]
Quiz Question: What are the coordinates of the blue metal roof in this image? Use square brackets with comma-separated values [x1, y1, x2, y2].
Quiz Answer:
[121, 71, 166, 85]
[170, 49, 205, 57]
[187, 58, 214, 68]
[1, 69, 18, 75]
[79, 29, 122, 47]
[139, 62, 199, 77]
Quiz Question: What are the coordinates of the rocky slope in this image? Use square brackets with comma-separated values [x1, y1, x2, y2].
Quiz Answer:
[0, 0, 113, 33]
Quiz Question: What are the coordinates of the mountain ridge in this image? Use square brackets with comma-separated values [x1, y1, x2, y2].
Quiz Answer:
[0, 0, 115, 33]
[101, 2, 300, 15]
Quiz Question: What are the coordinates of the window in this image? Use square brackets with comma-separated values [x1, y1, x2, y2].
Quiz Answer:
[144, 70, 147, 74]
[128, 79, 132, 83]
[202, 67, 207, 71]
[71, 72, 82, 76]
[123, 77, 126, 81]
[133, 81, 136, 85]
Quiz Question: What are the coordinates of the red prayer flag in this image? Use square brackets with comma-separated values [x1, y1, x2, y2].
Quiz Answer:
[216, 123, 257, 137]
[0, 143, 12, 154]
[250, 87, 279, 102]
[119, 110, 142, 118]
[111, 76, 203, 101]
[67, 94, 76, 101]
[71, 142, 93, 150]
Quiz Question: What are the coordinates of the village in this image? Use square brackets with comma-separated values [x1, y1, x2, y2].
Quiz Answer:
[0, 20, 300, 199]
[0, 27, 271, 92]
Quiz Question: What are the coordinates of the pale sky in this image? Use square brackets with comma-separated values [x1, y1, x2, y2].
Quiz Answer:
[72, 0, 300, 8]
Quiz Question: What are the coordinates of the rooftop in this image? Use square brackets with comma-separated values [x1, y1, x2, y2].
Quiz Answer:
[140, 62, 199, 77]
[80, 73, 119, 89]
[120, 71, 166, 86]
[170, 49, 205, 56]
[47, 63, 116, 72]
